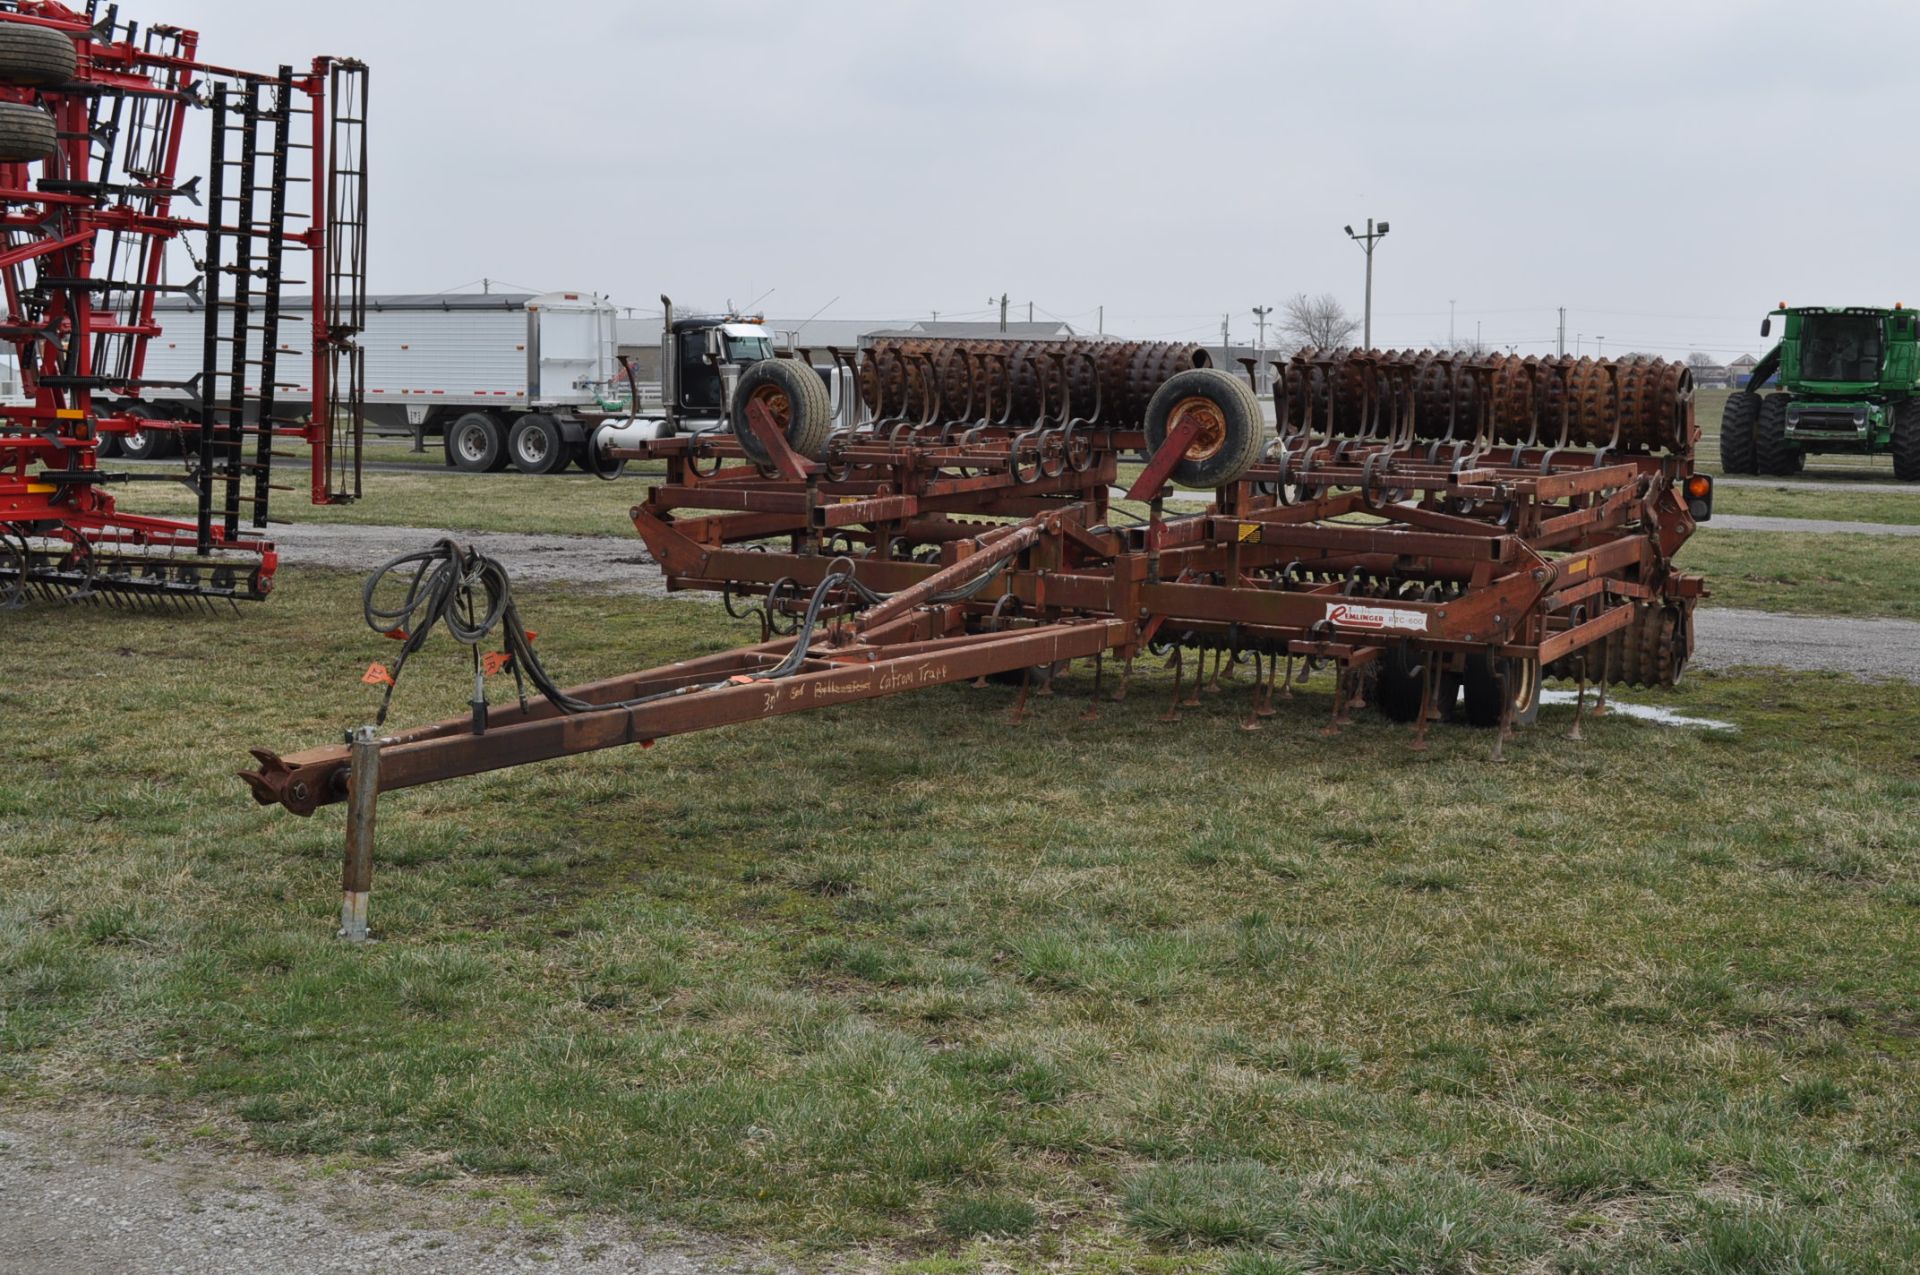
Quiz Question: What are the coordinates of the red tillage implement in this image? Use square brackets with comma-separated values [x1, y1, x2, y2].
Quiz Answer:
[0, 1, 366, 609]
[242, 339, 1710, 931]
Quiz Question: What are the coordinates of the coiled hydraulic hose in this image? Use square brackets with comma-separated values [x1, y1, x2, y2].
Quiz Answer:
[360, 538, 1017, 727]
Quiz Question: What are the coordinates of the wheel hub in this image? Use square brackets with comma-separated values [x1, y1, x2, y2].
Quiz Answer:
[1167, 396, 1227, 462]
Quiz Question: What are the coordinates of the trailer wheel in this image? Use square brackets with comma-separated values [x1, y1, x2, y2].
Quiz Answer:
[447, 411, 505, 472]
[0, 22, 76, 87]
[0, 101, 55, 163]
[507, 413, 567, 474]
[1718, 391, 1759, 474]
[118, 404, 175, 461]
[1893, 397, 1920, 481]
[731, 358, 832, 466]
[1752, 392, 1801, 476]
[1142, 369, 1264, 488]
[1462, 654, 1540, 729]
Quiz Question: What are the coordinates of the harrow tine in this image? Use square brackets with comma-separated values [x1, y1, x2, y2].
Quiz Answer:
[1081, 653, 1103, 722]
[1160, 649, 1183, 723]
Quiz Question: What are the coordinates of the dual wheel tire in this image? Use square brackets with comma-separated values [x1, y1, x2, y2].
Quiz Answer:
[1894, 398, 1920, 481]
[447, 411, 576, 475]
[1719, 391, 1801, 475]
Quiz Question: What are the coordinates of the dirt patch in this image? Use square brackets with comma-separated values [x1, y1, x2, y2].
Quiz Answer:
[0, 1105, 794, 1274]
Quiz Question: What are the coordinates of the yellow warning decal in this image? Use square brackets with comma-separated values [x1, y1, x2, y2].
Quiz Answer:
[55, 408, 84, 419]
[1565, 557, 1588, 575]
[1237, 522, 1262, 544]
[26, 483, 55, 494]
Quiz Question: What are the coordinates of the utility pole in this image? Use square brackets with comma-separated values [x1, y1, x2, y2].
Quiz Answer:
[1475, 319, 1481, 352]
[991, 294, 1007, 333]
[1343, 217, 1390, 348]
[1028, 301, 1034, 323]
[931, 310, 939, 322]
[1097, 305, 1103, 336]
[1557, 307, 1566, 358]
[1252, 304, 1272, 391]
[1576, 332, 1582, 356]
[1221, 313, 1231, 368]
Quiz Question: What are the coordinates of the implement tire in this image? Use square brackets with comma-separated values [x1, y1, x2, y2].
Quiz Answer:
[0, 22, 76, 87]
[1718, 391, 1759, 474]
[1142, 368, 1264, 488]
[0, 100, 55, 163]
[1894, 397, 1920, 482]
[732, 358, 832, 467]
[1462, 654, 1540, 729]
[1373, 644, 1429, 724]
[1752, 392, 1801, 476]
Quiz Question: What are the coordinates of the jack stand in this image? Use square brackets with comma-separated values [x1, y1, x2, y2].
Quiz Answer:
[339, 724, 379, 942]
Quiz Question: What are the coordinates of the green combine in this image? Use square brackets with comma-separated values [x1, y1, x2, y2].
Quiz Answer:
[1720, 304, 1920, 479]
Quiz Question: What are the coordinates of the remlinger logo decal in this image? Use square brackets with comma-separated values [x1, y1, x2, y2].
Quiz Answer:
[1326, 602, 1429, 632]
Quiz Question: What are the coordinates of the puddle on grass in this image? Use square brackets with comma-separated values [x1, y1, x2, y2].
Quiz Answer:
[1539, 689, 1737, 732]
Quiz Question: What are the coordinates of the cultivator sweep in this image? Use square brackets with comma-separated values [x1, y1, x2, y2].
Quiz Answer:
[243, 337, 1715, 867]
[0, 1, 367, 610]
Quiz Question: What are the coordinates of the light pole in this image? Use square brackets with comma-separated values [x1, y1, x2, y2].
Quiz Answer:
[1344, 218, 1389, 348]
[1252, 304, 1272, 390]
[1597, 335, 1606, 358]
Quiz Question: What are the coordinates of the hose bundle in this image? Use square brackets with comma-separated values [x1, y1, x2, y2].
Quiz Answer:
[359, 539, 1019, 729]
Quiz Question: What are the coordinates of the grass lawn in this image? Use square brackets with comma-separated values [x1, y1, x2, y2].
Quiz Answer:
[3, 570, 1917, 1272]
[111, 462, 669, 539]
[1678, 532, 1920, 619]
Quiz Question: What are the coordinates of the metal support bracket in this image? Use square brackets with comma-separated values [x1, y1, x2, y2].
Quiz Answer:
[1124, 415, 1202, 502]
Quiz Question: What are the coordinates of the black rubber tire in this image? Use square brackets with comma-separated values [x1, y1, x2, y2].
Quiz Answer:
[1718, 391, 1759, 474]
[731, 358, 832, 466]
[0, 100, 56, 163]
[1893, 397, 1920, 482]
[0, 22, 77, 87]
[94, 429, 119, 459]
[1752, 392, 1802, 476]
[507, 413, 568, 475]
[446, 411, 505, 473]
[1373, 645, 1429, 724]
[1461, 655, 1541, 729]
[117, 404, 176, 460]
[1142, 368, 1264, 488]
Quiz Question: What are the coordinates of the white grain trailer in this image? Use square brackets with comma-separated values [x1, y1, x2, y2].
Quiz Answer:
[122, 291, 622, 473]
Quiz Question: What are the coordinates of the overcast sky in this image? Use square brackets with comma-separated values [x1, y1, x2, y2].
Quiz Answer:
[155, 0, 1915, 359]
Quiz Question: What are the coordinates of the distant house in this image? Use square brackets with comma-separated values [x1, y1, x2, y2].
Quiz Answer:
[1690, 359, 1731, 388]
[1728, 353, 1760, 388]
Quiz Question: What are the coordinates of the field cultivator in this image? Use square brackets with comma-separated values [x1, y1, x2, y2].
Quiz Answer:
[0, 1, 367, 610]
[241, 336, 1715, 933]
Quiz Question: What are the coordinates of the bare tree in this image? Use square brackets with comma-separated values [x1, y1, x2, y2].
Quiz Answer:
[1280, 292, 1360, 351]
[1686, 351, 1720, 368]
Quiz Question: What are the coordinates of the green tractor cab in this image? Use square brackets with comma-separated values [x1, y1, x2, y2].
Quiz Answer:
[1721, 304, 1920, 479]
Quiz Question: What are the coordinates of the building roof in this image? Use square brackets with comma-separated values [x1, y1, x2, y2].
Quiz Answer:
[1729, 353, 1759, 366]
[872, 321, 1077, 340]
[156, 292, 543, 313]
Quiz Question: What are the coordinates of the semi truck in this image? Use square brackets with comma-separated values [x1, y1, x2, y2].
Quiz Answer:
[104, 291, 624, 473]
[104, 291, 805, 476]
[1721, 303, 1920, 479]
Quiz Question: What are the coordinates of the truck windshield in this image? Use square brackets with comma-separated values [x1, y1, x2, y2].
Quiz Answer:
[1799, 314, 1883, 383]
[727, 336, 773, 364]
